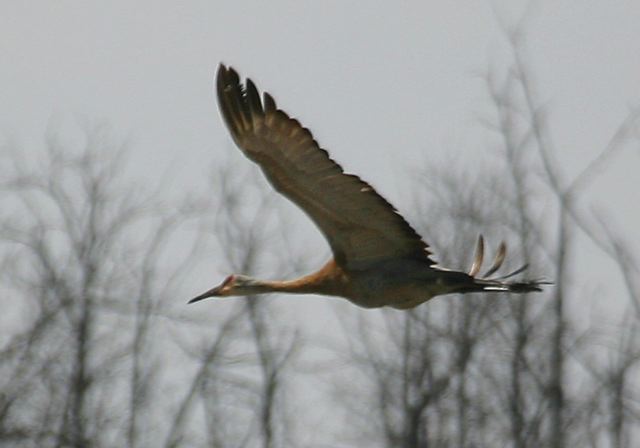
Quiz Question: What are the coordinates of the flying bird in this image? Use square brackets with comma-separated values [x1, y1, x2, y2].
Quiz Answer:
[189, 65, 547, 309]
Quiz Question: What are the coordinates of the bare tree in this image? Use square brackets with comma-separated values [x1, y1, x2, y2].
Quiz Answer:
[0, 123, 301, 448]
[334, 23, 640, 448]
[0, 125, 209, 447]
[165, 161, 298, 448]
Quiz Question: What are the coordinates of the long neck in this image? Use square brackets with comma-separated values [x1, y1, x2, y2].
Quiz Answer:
[245, 260, 346, 296]
[247, 276, 328, 296]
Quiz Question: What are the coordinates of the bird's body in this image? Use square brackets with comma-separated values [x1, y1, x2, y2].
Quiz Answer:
[189, 65, 548, 309]
[237, 259, 461, 309]
[193, 258, 471, 309]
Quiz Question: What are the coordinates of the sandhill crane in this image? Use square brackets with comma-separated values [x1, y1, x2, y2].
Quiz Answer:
[189, 64, 547, 309]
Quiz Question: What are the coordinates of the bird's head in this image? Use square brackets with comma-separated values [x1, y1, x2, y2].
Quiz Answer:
[188, 274, 261, 304]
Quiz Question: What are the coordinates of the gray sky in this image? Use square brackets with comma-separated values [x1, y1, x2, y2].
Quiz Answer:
[3, 1, 640, 443]
[3, 1, 639, 310]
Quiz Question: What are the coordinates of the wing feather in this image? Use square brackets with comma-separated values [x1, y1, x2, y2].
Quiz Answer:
[216, 64, 435, 269]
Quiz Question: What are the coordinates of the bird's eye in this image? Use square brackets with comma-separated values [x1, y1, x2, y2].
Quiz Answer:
[223, 275, 235, 286]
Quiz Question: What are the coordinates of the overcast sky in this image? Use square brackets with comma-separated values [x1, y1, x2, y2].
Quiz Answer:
[4, 2, 640, 444]
[3, 1, 640, 321]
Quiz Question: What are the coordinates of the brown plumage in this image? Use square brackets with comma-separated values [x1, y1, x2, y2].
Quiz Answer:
[189, 64, 548, 309]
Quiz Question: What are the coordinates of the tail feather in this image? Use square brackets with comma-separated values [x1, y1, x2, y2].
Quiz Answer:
[451, 235, 551, 295]
[470, 277, 548, 294]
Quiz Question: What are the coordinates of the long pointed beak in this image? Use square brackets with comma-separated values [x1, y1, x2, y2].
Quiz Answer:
[188, 286, 221, 304]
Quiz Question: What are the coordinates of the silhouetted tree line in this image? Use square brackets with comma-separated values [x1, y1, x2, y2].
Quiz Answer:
[1, 33, 638, 448]
[335, 32, 640, 448]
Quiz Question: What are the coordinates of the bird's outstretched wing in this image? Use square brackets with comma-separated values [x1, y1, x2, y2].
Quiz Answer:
[216, 64, 436, 269]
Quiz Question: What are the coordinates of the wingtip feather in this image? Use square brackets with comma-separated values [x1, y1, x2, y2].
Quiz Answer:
[263, 92, 276, 112]
[245, 78, 264, 117]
